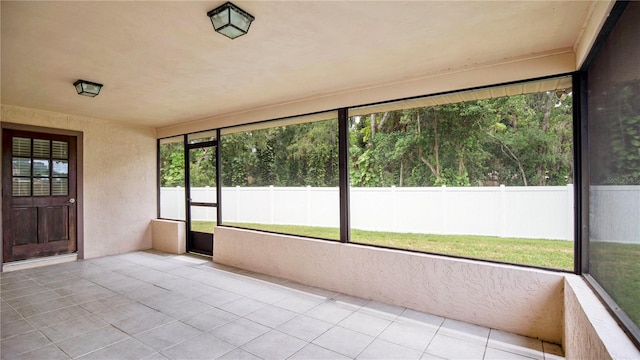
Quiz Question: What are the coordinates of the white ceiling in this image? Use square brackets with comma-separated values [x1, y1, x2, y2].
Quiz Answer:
[1, 1, 603, 130]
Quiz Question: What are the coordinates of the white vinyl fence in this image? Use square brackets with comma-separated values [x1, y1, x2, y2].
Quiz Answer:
[589, 185, 640, 244]
[160, 185, 585, 240]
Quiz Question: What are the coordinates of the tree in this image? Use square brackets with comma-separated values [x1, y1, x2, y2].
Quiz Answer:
[482, 92, 573, 186]
[590, 81, 640, 184]
[286, 120, 339, 186]
[220, 120, 339, 187]
[161, 90, 575, 189]
[159, 142, 184, 187]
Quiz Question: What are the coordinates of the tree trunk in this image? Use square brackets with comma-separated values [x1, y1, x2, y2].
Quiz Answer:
[378, 112, 390, 132]
[536, 92, 555, 185]
[541, 92, 554, 132]
[370, 114, 376, 139]
[458, 145, 466, 177]
[482, 124, 528, 186]
[417, 111, 441, 181]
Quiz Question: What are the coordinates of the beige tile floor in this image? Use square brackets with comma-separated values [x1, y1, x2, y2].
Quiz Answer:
[1, 251, 565, 360]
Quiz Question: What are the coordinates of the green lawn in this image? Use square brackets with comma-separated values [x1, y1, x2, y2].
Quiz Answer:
[191, 221, 216, 233]
[589, 242, 640, 329]
[194, 221, 573, 270]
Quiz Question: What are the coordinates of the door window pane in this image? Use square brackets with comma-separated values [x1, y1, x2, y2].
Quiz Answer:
[53, 160, 69, 177]
[12, 178, 31, 196]
[189, 147, 217, 199]
[13, 137, 31, 157]
[52, 178, 68, 196]
[190, 206, 217, 234]
[33, 159, 50, 177]
[52, 141, 68, 159]
[33, 139, 50, 158]
[33, 178, 50, 196]
[12, 158, 31, 176]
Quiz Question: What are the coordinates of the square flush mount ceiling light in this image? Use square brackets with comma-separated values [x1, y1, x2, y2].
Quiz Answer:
[207, 2, 255, 39]
[73, 79, 103, 97]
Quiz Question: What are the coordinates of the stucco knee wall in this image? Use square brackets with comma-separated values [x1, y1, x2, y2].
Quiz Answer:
[563, 276, 640, 360]
[213, 226, 564, 344]
[151, 219, 186, 254]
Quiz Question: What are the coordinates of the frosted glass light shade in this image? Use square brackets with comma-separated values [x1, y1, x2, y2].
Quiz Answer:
[73, 80, 103, 97]
[207, 2, 254, 39]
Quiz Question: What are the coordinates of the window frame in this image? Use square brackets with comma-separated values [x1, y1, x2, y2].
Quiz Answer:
[158, 73, 579, 271]
[577, 0, 640, 348]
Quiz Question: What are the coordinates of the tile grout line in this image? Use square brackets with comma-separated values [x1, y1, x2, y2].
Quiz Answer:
[422, 316, 445, 357]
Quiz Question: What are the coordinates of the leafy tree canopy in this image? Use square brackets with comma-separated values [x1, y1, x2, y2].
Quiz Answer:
[161, 91, 574, 188]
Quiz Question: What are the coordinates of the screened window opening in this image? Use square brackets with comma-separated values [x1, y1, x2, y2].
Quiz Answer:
[586, 1, 640, 340]
[159, 136, 186, 220]
[220, 112, 340, 240]
[348, 76, 574, 269]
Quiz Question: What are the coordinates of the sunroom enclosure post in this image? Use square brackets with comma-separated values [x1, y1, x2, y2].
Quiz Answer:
[216, 129, 222, 227]
[338, 108, 350, 243]
[574, 71, 588, 275]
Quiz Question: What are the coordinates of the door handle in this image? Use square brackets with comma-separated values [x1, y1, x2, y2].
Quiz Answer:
[69, 198, 76, 204]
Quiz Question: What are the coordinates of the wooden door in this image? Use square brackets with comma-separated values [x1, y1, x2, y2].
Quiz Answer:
[2, 129, 77, 262]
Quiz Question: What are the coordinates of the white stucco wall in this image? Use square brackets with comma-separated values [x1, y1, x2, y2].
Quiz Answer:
[1, 105, 157, 259]
[213, 226, 565, 344]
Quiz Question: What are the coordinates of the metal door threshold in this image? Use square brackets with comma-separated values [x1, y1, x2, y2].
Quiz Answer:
[2, 253, 77, 272]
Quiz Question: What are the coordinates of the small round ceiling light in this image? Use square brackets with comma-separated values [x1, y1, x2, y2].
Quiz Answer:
[207, 2, 255, 39]
[74, 80, 103, 97]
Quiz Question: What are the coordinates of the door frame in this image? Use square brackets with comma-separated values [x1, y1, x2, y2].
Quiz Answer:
[1, 122, 84, 272]
[184, 133, 219, 256]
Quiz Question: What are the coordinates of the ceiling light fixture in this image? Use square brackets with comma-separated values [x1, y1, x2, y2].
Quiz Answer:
[207, 2, 255, 39]
[74, 79, 103, 97]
